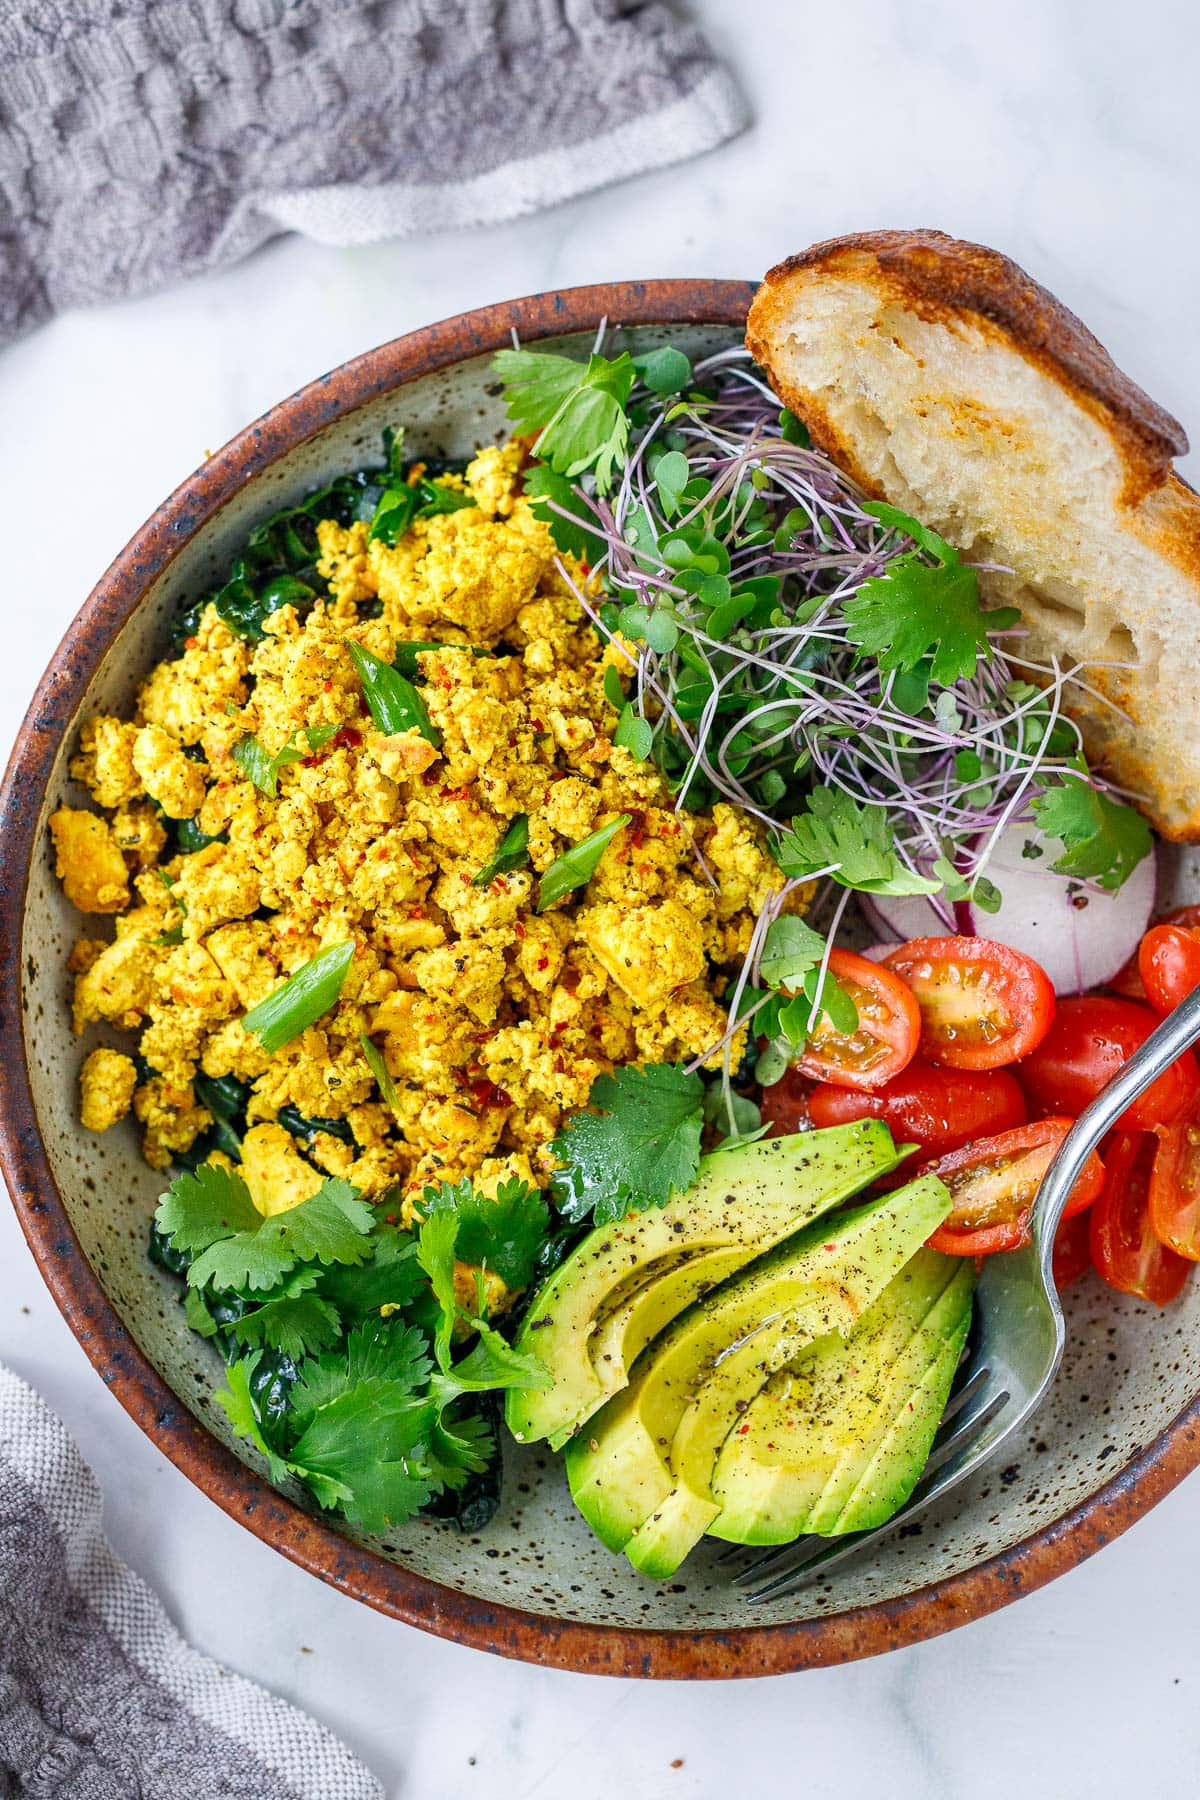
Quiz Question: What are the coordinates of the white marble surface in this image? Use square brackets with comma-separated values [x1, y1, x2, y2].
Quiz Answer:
[4, 2, 1200, 1793]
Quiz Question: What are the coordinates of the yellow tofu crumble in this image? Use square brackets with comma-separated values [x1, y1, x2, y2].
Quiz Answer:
[54, 440, 805, 1291]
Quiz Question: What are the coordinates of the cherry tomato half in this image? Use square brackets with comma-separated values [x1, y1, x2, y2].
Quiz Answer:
[923, 1119, 1105, 1256]
[1089, 1130, 1191, 1305]
[808, 1059, 1027, 1161]
[791, 948, 920, 1092]
[1052, 1211, 1093, 1289]
[761, 1068, 812, 1138]
[1017, 996, 1200, 1133]
[1110, 906, 1200, 1001]
[883, 936, 1056, 1071]
[1148, 1092, 1200, 1261]
[1139, 923, 1200, 1018]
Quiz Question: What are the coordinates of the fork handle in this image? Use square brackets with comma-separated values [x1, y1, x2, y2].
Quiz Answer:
[1032, 983, 1200, 1272]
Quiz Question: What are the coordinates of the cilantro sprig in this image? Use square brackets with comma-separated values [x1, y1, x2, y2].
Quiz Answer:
[494, 348, 635, 493]
[774, 789, 941, 896]
[550, 1064, 705, 1225]
[1031, 764, 1153, 891]
[158, 1158, 560, 1536]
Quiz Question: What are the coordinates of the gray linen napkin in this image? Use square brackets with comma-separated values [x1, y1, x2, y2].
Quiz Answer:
[0, 0, 747, 344]
[0, 1364, 382, 1800]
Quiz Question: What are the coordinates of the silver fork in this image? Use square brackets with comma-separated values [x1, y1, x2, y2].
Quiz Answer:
[727, 983, 1200, 1604]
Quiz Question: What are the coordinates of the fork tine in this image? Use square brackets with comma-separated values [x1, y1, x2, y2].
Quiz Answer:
[742, 1385, 1012, 1604]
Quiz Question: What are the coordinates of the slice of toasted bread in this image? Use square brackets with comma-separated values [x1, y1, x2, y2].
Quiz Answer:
[747, 229, 1200, 839]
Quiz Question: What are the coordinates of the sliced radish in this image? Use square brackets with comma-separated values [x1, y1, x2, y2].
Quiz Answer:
[860, 891, 950, 942]
[960, 823, 1156, 995]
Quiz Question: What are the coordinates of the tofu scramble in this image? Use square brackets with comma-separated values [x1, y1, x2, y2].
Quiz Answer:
[52, 440, 798, 1310]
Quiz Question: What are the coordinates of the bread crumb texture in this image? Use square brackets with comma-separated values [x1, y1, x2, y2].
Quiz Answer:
[748, 229, 1200, 838]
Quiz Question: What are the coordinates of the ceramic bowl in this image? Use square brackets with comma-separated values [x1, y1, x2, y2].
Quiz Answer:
[4, 280, 1200, 1678]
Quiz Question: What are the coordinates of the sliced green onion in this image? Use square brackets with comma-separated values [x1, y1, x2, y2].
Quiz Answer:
[346, 642, 439, 745]
[242, 941, 355, 1053]
[537, 814, 630, 913]
[474, 815, 530, 887]
[359, 1034, 400, 1116]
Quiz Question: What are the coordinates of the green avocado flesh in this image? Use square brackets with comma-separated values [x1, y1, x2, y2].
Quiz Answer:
[708, 1248, 975, 1546]
[505, 1121, 902, 1450]
[567, 1173, 952, 1576]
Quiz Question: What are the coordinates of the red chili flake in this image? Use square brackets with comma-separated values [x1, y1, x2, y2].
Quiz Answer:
[738, 1424, 750, 1436]
[409, 905, 425, 919]
[554, 1055, 565, 1074]
[531, 718, 545, 733]
[322, 679, 333, 693]
[536, 955, 550, 971]
[185, 636, 199, 651]
[514, 921, 526, 938]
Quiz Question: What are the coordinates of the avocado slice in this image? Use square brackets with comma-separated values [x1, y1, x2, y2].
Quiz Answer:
[621, 1175, 953, 1578]
[506, 1121, 902, 1450]
[566, 1172, 951, 1570]
[709, 1248, 974, 1545]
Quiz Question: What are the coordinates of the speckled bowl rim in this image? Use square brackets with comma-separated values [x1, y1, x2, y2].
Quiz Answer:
[3, 278, 1199, 1678]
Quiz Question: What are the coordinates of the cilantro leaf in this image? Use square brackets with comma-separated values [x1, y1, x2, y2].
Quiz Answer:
[226, 1269, 342, 1362]
[316, 1226, 425, 1321]
[523, 465, 608, 565]
[844, 554, 1021, 688]
[442, 1321, 551, 1393]
[231, 724, 337, 799]
[537, 814, 630, 911]
[187, 1177, 375, 1294]
[758, 916, 829, 990]
[494, 348, 635, 492]
[774, 788, 941, 896]
[418, 1176, 551, 1290]
[345, 641, 440, 745]
[425, 1405, 494, 1492]
[342, 1317, 433, 1389]
[1030, 768, 1153, 891]
[156, 1162, 260, 1256]
[242, 940, 355, 1053]
[286, 1382, 435, 1532]
[551, 1063, 705, 1225]
[473, 815, 530, 887]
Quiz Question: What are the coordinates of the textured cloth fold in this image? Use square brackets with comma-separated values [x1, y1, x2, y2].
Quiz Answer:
[0, 0, 747, 343]
[0, 1364, 382, 1800]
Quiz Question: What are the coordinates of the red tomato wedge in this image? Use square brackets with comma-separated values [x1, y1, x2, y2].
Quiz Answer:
[1089, 1131, 1191, 1305]
[1139, 923, 1200, 1018]
[1148, 1094, 1200, 1260]
[923, 1120, 1105, 1256]
[807, 1059, 1027, 1161]
[1111, 906, 1200, 1002]
[882, 936, 1055, 1071]
[1017, 995, 1200, 1133]
[1052, 1211, 1093, 1290]
[790, 948, 920, 1092]
[760, 1068, 812, 1138]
